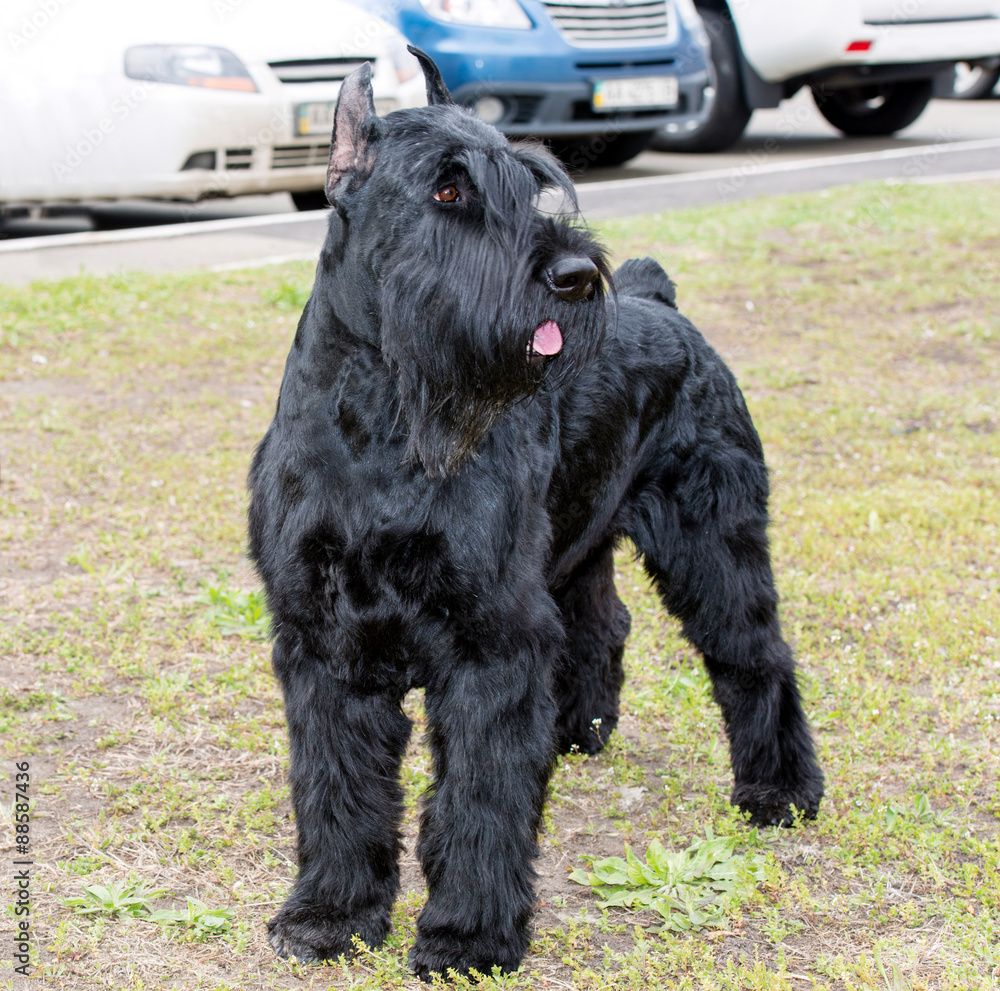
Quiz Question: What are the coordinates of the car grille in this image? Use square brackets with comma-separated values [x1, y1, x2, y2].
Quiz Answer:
[272, 144, 330, 168]
[268, 58, 374, 83]
[225, 148, 254, 170]
[542, 0, 671, 44]
[509, 96, 543, 125]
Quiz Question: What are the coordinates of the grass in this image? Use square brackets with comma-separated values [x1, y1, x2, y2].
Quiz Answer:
[1, 179, 998, 990]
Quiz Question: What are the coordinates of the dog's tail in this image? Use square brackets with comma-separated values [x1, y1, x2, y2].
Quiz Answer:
[613, 257, 677, 310]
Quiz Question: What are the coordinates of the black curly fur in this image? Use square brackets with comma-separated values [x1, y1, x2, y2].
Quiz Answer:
[247, 50, 823, 982]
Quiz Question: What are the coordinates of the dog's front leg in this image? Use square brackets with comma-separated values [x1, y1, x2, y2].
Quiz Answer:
[267, 636, 411, 963]
[410, 645, 557, 982]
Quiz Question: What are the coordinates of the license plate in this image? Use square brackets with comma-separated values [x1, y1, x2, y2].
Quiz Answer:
[296, 98, 400, 136]
[296, 101, 336, 137]
[592, 76, 679, 112]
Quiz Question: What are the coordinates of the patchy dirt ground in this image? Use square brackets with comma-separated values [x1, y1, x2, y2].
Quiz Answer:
[1, 181, 998, 991]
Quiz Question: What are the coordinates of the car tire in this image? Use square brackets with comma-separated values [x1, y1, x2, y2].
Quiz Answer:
[291, 190, 329, 211]
[551, 129, 657, 170]
[949, 60, 1000, 100]
[648, 8, 751, 154]
[811, 80, 933, 136]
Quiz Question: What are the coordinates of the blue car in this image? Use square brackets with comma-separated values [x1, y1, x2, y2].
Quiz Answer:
[358, 0, 711, 167]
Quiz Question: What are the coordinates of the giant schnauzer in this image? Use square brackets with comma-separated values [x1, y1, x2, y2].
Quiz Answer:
[248, 48, 823, 981]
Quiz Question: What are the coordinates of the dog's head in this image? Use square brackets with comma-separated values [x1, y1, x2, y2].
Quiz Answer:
[319, 49, 610, 477]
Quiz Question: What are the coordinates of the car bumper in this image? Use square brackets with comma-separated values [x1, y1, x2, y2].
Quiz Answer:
[742, 10, 1000, 83]
[4, 132, 335, 204]
[859, 18, 1000, 64]
[6, 165, 328, 204]
[450, 69, 710, 137]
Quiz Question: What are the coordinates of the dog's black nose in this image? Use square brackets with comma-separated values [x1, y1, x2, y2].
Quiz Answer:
[547, 256, 599, 302]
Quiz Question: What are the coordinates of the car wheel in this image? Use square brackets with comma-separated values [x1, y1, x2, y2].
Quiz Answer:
[550, 129, 657, 170]
[291, 190, 329, 211]
[949, 60, 1000, 100]
[648, 8, 751, 154]
[811, 80, 933, 136]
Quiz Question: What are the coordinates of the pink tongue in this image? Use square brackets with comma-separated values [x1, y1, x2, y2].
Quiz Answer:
[531, 320, 563, 356]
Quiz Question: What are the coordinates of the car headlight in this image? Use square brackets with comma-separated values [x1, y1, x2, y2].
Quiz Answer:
[124, 45, 258, 92]
[419, 0, 531, 30]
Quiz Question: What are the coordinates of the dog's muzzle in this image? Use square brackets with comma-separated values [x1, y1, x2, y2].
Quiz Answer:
[527, 256, 599, 364]
[546, 256, 599, 303]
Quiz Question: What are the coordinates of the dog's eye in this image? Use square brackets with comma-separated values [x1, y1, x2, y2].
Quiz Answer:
[434, 184, 460, 203]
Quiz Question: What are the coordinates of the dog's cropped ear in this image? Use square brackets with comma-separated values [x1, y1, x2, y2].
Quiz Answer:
[407, 45, 453, 106]
[326, 62, 380, 205]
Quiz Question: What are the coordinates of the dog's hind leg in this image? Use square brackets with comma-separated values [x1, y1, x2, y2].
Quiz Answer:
[410, 629, 558, 980]
[621, 409, 823, 827]
[551, 541, 631, 755]
[266, 635, 411, 963]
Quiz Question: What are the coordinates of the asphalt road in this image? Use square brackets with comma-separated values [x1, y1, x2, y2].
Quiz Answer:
[1, 90, 998, 284]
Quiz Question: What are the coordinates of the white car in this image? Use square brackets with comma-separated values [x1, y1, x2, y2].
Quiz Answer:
[652, 0, 1000, 151]
[0, 0, 424, 209]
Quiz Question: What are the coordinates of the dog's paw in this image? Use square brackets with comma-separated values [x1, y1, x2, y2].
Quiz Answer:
[408, 930, 527, 984]
[267, 904, 390, 963]
[731, 779, 824, 828]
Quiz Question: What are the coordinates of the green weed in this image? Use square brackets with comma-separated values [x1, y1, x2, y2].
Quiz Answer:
[197, 583, 271, 640]
[262, 279, 312, 312]
[60, 881, 165, 919]
[570, 828, 768, 932]
[148, 897, 235, 941]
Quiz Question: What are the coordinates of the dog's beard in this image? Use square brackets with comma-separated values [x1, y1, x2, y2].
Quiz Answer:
[392, 381, 512, 478]
[379, 260, 607, 478]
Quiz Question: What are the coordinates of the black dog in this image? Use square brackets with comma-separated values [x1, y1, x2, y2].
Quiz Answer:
[248, 49, 823, 981]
